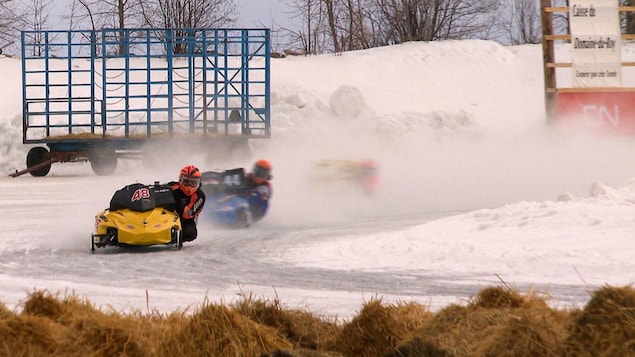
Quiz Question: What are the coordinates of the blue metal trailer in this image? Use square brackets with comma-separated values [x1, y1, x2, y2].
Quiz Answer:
[14, 28, 270, 177]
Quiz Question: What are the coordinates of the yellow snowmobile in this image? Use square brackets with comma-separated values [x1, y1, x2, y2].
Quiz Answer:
[91, 182, 182, 253]
[312, 159, 380, 194]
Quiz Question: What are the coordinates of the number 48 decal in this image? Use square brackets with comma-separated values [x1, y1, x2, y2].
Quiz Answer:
[131, 188, 151, 202]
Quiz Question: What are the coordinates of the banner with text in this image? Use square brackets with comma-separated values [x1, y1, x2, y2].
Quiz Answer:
[569, 0, 622, 87]
[557, 91, 635, 133]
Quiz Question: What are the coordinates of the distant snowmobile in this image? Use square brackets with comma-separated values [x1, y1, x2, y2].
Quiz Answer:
[312, 159, 380, 194]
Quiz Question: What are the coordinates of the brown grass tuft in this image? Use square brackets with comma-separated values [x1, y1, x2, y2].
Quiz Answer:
[233, 292, 342, 350]
[21, 289, 104, 324]
[474, 310, 564, 357]
[159, 301, 292, 356]
[469, 286, 527, 309]
[333, 297, 433, 357]
[62, 313, 150, 356]
[0, 313, 61, 356]
[384, 336, 454, 357]
[21, 289, 66, 320]
[563, 285, 635, 356]
[19, 289, 160, 356]
[412, 286, 566, 357]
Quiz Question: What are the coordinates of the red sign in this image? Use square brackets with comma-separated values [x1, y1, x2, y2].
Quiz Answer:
[557, 91, 635, 133]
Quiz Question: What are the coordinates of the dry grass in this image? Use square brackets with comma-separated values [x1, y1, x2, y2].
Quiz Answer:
[0, 285, 633, 357]
[232, 292, 342, 351]
[563, 285, 635, 356]
[333, 297, 434, 357]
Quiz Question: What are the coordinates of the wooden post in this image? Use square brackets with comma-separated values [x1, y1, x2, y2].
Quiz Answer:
[541, 0, 557, 122]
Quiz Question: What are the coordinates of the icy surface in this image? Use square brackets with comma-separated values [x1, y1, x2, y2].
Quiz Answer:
[0, 41, 634, 320]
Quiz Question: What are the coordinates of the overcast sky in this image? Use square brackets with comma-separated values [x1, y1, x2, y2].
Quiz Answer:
[40, 0, 293, 30]
[236, 0, 293, 28]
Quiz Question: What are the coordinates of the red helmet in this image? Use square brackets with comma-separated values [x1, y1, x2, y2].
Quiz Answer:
[252, 159, 272, 184]
[179, 165, 201, 196]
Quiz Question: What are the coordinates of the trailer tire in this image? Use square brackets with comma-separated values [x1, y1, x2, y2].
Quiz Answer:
[90, 147, 117, 176]
[26, 146, 52, 177]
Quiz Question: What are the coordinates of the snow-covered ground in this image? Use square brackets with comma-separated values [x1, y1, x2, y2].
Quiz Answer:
[0, 39, 634, 320]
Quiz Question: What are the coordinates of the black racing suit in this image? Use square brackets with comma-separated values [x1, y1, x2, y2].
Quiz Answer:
[169, 183, 206, 242]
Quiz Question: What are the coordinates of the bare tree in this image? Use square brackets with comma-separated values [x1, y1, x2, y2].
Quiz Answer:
[21, 0, 59, 56]
[287, 0, 500, 53]
[139, 0, 237, 54]
[339, 0, 383, 51]
[279, 0, 328, 54]
[284, 0, 384, 54]
[0, 0, 23, 54]
[499, 0, 541, 44]
[324, 0, 340, 52]
[303, 0, 324, 53]
[71, 0, 144, 54]
[377, 0, 500, 44]
[74, 0, 143, 30]
[142, 0, 236, 29]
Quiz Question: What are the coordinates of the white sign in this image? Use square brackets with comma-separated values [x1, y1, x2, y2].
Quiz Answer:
[569, 0, 622, 87]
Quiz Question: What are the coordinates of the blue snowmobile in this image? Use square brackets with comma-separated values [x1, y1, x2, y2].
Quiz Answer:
[200, 168, 255, 228]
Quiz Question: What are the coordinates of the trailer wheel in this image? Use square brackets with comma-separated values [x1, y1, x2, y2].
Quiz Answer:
[26, 146, 52, 177]
[90, 147, 117, 176]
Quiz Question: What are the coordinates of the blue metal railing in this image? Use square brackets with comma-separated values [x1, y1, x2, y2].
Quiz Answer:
[21, 28, 271, 146]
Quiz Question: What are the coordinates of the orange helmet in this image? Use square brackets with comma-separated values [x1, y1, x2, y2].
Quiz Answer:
[252, 159, 272, 184]
[179, 165, 201, 196]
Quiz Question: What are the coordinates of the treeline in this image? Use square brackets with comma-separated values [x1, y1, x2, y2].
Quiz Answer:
[3, 1, 635, 56]
[0, 0, 570, 56]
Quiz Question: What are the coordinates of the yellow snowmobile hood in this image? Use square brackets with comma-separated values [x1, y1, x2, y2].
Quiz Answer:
[95, 207, 181, 246]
